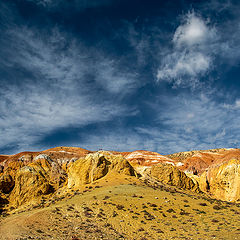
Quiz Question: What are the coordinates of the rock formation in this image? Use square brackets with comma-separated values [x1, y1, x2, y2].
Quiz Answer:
[124, 150, 175, 166]
[0, 146, 239, 213]
[149, 163, 200, 192]
[167, 148, 240, 174]
[199, 159, 240, 201]
[9, 158, 56, 207]
[67, 151, 136, 188]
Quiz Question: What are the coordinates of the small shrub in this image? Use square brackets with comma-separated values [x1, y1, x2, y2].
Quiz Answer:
[199, 203, 207, 206]
[213, 205, 221, 210]
[116, 204, 125, 210]
[103, 196, 110, 200]
[167, 208, 175, 213]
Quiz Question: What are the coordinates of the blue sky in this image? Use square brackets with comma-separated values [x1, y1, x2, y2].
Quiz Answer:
[0, 0, 240, 155]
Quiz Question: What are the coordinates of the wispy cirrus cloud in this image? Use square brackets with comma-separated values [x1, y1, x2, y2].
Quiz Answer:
[1, 0, 240, 156]
[0, 3, 139, 153]
[172, 13, 216, 47]
[75, 88, 240, 155]
[136, 92, 240, 154]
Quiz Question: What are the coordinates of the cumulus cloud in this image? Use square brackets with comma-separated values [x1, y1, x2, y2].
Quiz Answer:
[157, 51, 211, 87]
[157, 12, 217, 88]
[173, 13, 216, 47]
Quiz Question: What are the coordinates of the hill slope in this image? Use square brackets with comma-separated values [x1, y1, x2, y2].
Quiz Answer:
[0, 147, 240, 239]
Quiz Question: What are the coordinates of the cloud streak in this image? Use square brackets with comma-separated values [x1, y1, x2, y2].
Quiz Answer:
[0, 3, 139, 153]
[136, 91, 240, 154]
[1, 1, 240, 155]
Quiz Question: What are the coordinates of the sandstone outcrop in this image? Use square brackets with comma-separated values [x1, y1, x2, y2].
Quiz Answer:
[0, 148, 93, 209]
[149, 163, 200, 192]
[9, 158, 56, 207]
[199, 159, 240, 201]
[67, 151, 136, 189]
[165, 148, 240, 201]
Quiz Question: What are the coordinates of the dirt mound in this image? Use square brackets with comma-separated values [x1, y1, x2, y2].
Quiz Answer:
[0, 147, 92, 174]
[0, 155, 10, 165]
[1, 178, 240, 240]
[166, 148, 240, 201]
[0, 149, 137, 209]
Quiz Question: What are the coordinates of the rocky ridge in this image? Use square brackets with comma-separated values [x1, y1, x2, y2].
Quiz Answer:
[67, 151, 136, 189]
[124, 150, 175, 166]
[166, 148, 240, 174]
[0, 147, 239, 215]
[125, 148, 240, 202]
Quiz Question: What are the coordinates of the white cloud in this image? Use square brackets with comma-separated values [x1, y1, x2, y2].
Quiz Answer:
[187, 113, 195, 119]
[157, 51, 211, 87]
[173, 12, 216, 47]
[236, 99, 240, 108]
[96, 59, 139, 94]
[157, 12, 217, 88]
[223, 99, 240, 109]
[0, 23, 138, 153]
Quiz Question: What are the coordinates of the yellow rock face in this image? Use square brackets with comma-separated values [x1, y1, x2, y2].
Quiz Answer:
[150, 163, 200, 192]
[67, 151, 136, 189]
[1, 146, 239, 214]
[199, 159, 240, 201]
[9, 158, 56, 207]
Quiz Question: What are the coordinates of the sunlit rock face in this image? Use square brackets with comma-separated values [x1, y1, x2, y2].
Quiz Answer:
[0, 146, 239, 212]
[199, 159, 240, 202]
[166, 148, 240, 202]
[149, 163, 200, 192]
[67, 151, 136, 189]
[9, 157, 65, 208]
